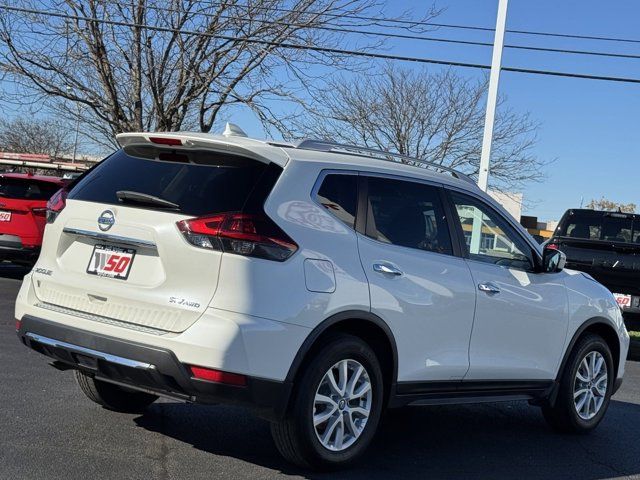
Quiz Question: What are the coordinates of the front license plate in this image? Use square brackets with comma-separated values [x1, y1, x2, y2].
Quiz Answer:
[87, 244, 136, 280]
[0, 211, 11, 222]
[614, 293, 632, 309]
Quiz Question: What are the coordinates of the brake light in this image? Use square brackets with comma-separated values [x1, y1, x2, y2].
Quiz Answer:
[189, 365, 247, 386]
[46, 188, 67, 224]
[546, 243, 559, 251]
[177, 212, 297, 261]
[149, 137, 182, 146]
[31, 207, 47, 217]
[15, 319, 21, 332]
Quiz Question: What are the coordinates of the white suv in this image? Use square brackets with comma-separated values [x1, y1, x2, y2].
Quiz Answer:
[15, 127, 629, 469]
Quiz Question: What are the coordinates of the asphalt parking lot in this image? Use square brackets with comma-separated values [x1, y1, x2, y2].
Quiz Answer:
[1, 262, 639, 480]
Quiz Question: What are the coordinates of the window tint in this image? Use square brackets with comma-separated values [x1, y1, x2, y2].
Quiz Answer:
[0, 177, 61, 200]
[365, 177, 452, 255]
[451, 192, 531, 269]
[557, 210, 637, 243]
[68, 148, 279, 216]
[316, 174, 358, 228]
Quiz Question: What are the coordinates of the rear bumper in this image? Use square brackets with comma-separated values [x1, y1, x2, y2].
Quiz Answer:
[0, 234, 39, 262]
[17, 315, 292, 420]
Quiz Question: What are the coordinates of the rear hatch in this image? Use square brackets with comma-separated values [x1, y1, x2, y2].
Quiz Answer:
[33, 140, 284, 333]
[0, 176, 60, 245]
[551, 209, 640, 295]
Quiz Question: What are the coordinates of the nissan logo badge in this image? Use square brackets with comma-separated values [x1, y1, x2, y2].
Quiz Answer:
[97, 210, 115, 232]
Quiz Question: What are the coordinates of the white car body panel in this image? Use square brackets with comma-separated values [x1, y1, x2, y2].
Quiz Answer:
[15, 130, 629, 395]
[357, 233, 476, 382]
[463, 262, 569, 380]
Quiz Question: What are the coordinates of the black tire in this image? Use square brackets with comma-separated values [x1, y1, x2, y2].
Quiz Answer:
[542, 333, 614, 433]
[271, 334, 384, 470]
[74, 370, 158, 413]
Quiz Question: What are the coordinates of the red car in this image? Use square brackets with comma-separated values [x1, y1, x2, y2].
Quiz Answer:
[0, 173, 66, 265]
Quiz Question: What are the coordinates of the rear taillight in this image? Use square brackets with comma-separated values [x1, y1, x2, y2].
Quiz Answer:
[177, 212, 297, 261]
[31, 207, 47, 217]
[46, 188, 67, 224]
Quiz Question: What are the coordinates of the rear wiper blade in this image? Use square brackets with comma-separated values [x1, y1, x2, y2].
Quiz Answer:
[116, 190, 180, 210]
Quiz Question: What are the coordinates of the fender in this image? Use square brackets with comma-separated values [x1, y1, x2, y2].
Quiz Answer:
[282, 310, 399, 406]
[545, 316, 621, 406]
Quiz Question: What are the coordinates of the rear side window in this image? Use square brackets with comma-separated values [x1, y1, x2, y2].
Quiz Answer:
[0, 177, 60, 200]
[557, 210, 637, 243]
[68, 148, 280, 216]
[316, 173, 358, 228]
[365, 177, 452, 255]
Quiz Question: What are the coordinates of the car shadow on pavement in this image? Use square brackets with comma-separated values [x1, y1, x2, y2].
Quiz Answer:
[134, 399, 640, 479]
[0, 262, 30, 280]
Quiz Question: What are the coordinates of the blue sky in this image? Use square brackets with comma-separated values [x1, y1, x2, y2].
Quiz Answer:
[4, 1, 638, 221]
[376, 0, 640, 220]
[238, 0, 640, 221]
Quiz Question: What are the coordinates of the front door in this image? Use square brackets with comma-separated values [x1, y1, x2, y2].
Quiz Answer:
[357, 176, 476, 382]
[448, 191, 569, 381]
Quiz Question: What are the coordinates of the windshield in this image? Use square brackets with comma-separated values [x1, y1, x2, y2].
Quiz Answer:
[556, 210, 639, 243]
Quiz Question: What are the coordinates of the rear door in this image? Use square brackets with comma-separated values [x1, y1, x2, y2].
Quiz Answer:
[34, 146, 279, 334]
[356, 175, 476, 382]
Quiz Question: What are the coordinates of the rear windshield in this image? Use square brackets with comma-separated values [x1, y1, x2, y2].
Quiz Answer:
[0, 177, 61, 200]
[556, 210, 640, 243]
[68, 148, 280, 216]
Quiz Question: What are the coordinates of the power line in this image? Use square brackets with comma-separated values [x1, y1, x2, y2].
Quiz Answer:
[193, 1, 640, 45]
[104, 1, 640, 61]
[1, 5, 640, 85]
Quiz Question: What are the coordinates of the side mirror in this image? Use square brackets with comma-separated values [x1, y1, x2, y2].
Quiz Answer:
[541, 246, 566, 273]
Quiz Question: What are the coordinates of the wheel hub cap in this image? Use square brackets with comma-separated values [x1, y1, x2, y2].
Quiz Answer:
[313, 359, 373, 452]
[573, 350, 608, 421]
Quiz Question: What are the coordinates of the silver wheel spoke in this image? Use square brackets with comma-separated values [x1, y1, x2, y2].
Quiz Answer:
[338, 360, 349, 395]
[573, 350, 608, 420]
[346, 411, 360, 437]
[322, 414, 341, 445]
[593, 356, 605, 379]
[326, 369, 342, 396]
[313, 358, 373, 452]
[574, 388, 589, 400]
[346, 365, 364, 397]
[314, 407, 336, 427]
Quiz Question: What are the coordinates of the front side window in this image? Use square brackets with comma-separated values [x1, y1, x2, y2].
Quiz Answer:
[365, 177, 452, 255]
[451, 192, 532, 270]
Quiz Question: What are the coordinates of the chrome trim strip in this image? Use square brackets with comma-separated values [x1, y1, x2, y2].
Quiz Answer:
[35, 302, 168, 336]
[25, 332, 155, 370]
[63, 227, 156, 248]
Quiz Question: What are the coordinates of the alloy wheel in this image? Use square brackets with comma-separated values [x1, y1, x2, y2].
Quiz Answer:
[573, 350, 608, 421]
[312, 359, 373, 451]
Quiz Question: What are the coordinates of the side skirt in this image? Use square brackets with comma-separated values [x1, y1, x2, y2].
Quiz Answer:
[391, 380, 555, 407]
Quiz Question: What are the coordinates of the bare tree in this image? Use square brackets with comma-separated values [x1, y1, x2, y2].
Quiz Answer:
[0, 117, 73, 157]
[0, 1, 440, 148]
[289, 65, 547, 191]
[586, 198, 636, 213]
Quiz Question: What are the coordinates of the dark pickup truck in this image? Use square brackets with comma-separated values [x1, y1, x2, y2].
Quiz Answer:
[549, 209, 640, 324]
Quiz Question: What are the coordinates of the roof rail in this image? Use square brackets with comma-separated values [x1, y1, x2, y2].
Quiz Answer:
[293, 139, 477, 187]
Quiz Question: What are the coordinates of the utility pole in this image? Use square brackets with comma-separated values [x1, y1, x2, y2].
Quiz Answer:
[470, 0, 509, 257]
[477, 0, 509, 192]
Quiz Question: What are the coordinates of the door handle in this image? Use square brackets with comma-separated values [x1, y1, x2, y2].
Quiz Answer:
[373, 263, 403, 276]
[478, 282, 501, 294]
